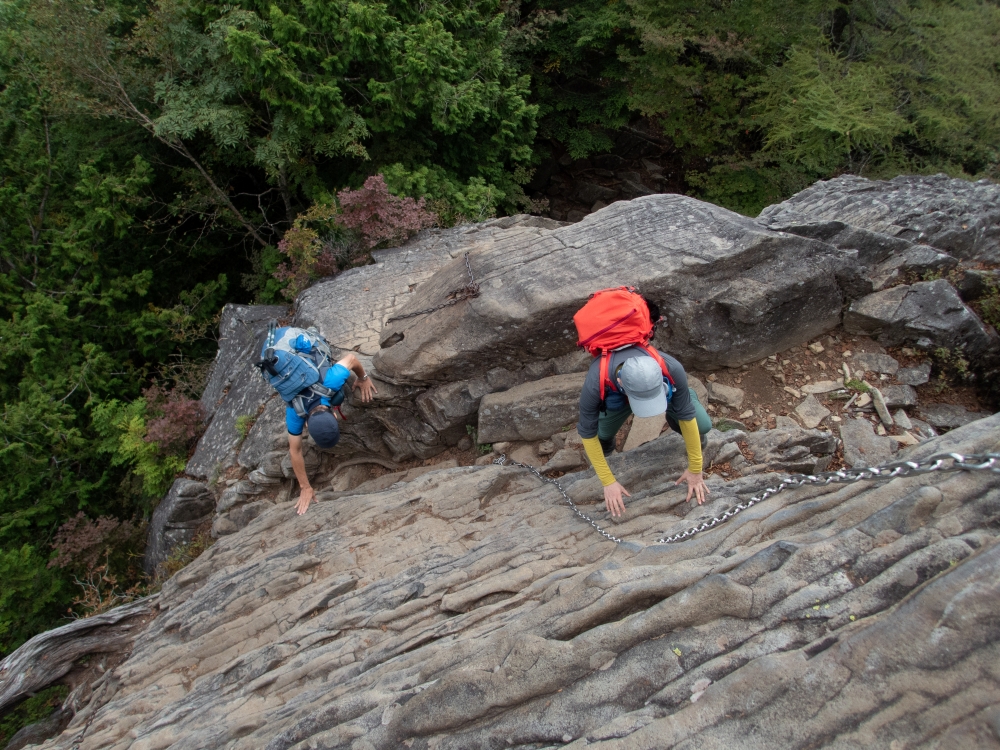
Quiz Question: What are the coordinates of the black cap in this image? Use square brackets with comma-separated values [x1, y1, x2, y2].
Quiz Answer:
[307, 410, 340, 449]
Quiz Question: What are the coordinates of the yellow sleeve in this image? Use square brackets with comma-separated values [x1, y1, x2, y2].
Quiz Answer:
[581, 436, 616, 486]
[678, 418, 703, 474]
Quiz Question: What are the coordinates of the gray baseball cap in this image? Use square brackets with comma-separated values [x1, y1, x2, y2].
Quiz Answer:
[619, 357, 667, 417]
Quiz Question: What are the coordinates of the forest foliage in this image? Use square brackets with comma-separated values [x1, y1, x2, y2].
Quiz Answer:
[0, 0, 998, 677]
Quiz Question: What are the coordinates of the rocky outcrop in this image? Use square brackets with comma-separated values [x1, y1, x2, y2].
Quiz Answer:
[174, 178, 1000, 548]
[16, 415, 1000, 749]
[376, 194, 850, 380]
[143, 480, 214, 576]
[844, 279, 1000, 367]
[758, 173, 1000, 263]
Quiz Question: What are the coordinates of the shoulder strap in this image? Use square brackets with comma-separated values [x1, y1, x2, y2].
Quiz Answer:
[598, 352, 610, 402]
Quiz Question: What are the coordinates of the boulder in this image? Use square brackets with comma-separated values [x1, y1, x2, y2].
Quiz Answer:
[840, 417, 898, 468]
[753, 216, 958, 297]
[757, 173, 1000, 263]
[143, 480, 214, 575]
[744, 425, 838, 473]
[415, 377, 490, 432]
[881, 384, 918, 408]
[477, 372, 586, 443]
[706, 381, 745, 408]
[843, 280, 1000, 368]
[919, 403, 993, 430]
[376, 195, 851, 382]
[852, 352, 899, 375]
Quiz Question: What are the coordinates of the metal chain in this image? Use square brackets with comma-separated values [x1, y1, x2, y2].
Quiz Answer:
[386, 252, 480, 322]
[493, 452, 1000, 546]
[492, 455, 625, 544]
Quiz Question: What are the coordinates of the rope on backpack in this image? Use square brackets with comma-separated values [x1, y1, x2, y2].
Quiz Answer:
[492, 452, 1000, 546]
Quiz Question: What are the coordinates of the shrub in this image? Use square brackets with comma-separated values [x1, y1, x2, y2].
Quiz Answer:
[235, 414, 257, 441]
[337, 174, 437, 247]
[93, 398, 182, 499]
[143, 385, 204, 455]
[272, 175, 438, 299]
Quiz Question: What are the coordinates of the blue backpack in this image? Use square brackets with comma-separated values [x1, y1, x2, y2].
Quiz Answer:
[255, 322, 344, 416]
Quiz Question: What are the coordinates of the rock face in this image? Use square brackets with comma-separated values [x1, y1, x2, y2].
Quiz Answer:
[758, 173, 1000, 263]
[144, 480, 215, 575]
[376, 194, 849, 380]
[15, 414, 1000, 750]
[186, 303, 287, 479]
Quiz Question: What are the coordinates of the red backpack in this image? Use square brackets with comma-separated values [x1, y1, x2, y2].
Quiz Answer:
[573, 287, 673, 402]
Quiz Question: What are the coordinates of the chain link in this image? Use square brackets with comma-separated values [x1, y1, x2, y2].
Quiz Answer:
[386, 252, 480, 322]
[492, 455, 626, 544]
[493, 452, 1000, 546]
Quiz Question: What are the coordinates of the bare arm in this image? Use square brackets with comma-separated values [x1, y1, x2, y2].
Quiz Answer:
[289, 433, 315, 514]
[336, 352, 377, 402]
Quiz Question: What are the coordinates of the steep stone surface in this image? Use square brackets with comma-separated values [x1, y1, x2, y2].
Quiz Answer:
[375, 194, 850, 381]
[758, 173, 1000, 263]
[186, 304, 287, 479]
[21, 414, 1000, 750]
[144, 480, 215, 575]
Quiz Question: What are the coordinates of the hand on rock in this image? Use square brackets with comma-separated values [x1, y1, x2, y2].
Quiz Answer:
[603, 481, 631, 517]
[676, 470, 709, 505]
[295, 486, 316, 515]
[354, 378, 378, 403]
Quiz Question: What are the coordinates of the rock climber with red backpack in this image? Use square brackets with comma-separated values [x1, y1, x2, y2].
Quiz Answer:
[574, 288, 712, 517]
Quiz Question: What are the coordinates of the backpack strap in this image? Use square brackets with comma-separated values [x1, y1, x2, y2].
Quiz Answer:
[598, 352, 611, 402]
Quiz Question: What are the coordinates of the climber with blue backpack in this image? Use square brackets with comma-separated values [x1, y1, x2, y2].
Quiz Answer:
[574, 288, 712, 517]
[255, 321, 377, 515]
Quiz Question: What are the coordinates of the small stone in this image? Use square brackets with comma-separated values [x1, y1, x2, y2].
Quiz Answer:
[876, 424, 887, 436]
[842, 350, 852, 357]
[869, 387, 894, 427]
[894, 410, 913, 430]
[895, 431, 920, 446]
[795, 395, 831, 429]
[783, 386, 802, 398]
[808, 342, 825, 354]
[457, 435, 474, 451]
[856, 393, 872, 408]
[830, 416, 842, 422]
[775, 415, 799, 428]
[802, 380, 843, 394]
[882, 384, 918, 408]
[842, 363, 851, 380]
[492, 441, 511, 454]
[853, 352, 899, 374]
[896, 363, 931, 386]
[706, 381, 745, 408]
[739, 409, 754, 419]
[707, 373, 717, 382]
[474, 454, 495, 466]
[537, 440, 556, 456]
[562, 734, 573, 743]
[687, 376, 710, 406]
